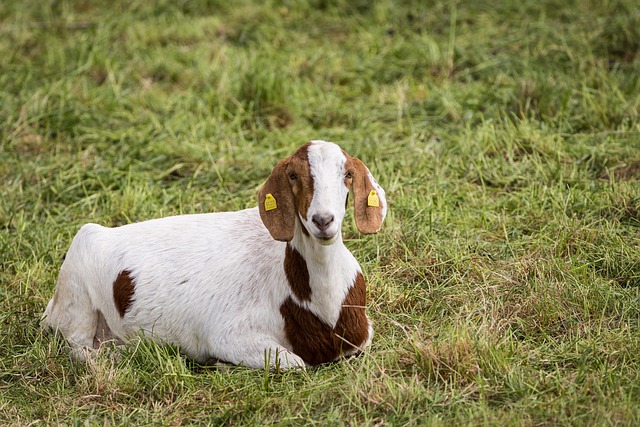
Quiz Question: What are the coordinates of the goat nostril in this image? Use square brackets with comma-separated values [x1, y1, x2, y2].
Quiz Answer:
[312, 214, 334, 230]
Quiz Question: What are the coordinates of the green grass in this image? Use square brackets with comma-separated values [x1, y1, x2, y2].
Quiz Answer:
[1, 0, 640, 424]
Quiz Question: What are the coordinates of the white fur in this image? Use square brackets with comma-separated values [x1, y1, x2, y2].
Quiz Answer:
[302, 140, 350, 244]
[42, 141, 384, 369]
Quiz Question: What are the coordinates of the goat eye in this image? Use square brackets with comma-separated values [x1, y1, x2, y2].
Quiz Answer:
[288, 172, 298, 181]
[345, 172, 353, 180]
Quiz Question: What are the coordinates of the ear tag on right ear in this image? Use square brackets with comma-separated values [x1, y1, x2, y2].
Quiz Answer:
[367, 190, 380, 207]
[264, 193, 277, 211]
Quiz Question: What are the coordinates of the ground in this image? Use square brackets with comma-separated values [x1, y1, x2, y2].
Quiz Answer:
[1, 0, 639, 425]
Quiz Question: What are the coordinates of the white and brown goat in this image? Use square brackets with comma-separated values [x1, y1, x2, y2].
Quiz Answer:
[42, 140, 387, 369]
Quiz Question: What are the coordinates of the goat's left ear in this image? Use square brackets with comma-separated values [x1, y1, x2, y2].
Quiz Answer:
[350, 157, 387, 234]
[258, 159, 296, 242]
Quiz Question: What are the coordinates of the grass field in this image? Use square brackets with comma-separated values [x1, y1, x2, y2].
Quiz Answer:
[1, 0, 639, 425]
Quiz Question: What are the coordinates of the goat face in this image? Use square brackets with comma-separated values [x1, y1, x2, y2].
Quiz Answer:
[258, 140, 387, 244]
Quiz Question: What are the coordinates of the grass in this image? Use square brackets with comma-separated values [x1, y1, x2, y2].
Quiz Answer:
[1, 0, 639, 424]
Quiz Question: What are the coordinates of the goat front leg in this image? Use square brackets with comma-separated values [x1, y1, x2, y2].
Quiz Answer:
[211, 335, 306, 370]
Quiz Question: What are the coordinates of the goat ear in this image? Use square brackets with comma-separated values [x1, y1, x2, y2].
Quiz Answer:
[258, 159, 296, 242]
[350, 157, 386, 234]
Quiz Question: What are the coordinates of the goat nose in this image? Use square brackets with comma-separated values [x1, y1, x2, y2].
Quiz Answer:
[312, 214, 334, 231]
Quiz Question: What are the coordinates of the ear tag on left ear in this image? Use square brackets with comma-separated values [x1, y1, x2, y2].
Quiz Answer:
[264, 193, 277, 211]
[367, 190, 380, 207]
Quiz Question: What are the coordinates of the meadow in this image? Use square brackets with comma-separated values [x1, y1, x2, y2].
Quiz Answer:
[1, 0, 639, 425]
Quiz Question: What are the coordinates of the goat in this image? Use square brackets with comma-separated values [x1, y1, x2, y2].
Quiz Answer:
[41, 140, 387, 369]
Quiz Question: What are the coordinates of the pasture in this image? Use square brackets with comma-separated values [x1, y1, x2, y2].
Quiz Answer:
[1, 0, 639, 425]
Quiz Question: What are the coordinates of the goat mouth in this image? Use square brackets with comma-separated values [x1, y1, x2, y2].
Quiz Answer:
[314, 232, 338, 244]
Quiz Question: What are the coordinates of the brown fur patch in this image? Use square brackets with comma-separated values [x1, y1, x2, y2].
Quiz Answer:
[258, 143, 314, 241]
[286, 143, 314, 220]
[280, 272, 370, 366]
[335, 272, 370, 349]
[284, 244, 312, 301]
[348, 157, 385, 234]
[280, 297, 341, 365]
[113, 270, 135, 317]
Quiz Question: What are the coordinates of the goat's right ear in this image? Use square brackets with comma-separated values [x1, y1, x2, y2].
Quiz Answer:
[258, 159, 296, 242]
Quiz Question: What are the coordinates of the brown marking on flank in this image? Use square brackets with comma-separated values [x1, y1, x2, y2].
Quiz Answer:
[113, 269, 135, 317]
[284, 244, 312, 302]
[280, 272, 370, 366]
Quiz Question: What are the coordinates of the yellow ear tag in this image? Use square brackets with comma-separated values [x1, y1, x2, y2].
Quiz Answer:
[367, 190, 380, 207]
[264, 193, 277, 211]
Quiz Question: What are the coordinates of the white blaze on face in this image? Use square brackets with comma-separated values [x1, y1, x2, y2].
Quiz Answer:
[303, 141, 349, 244]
